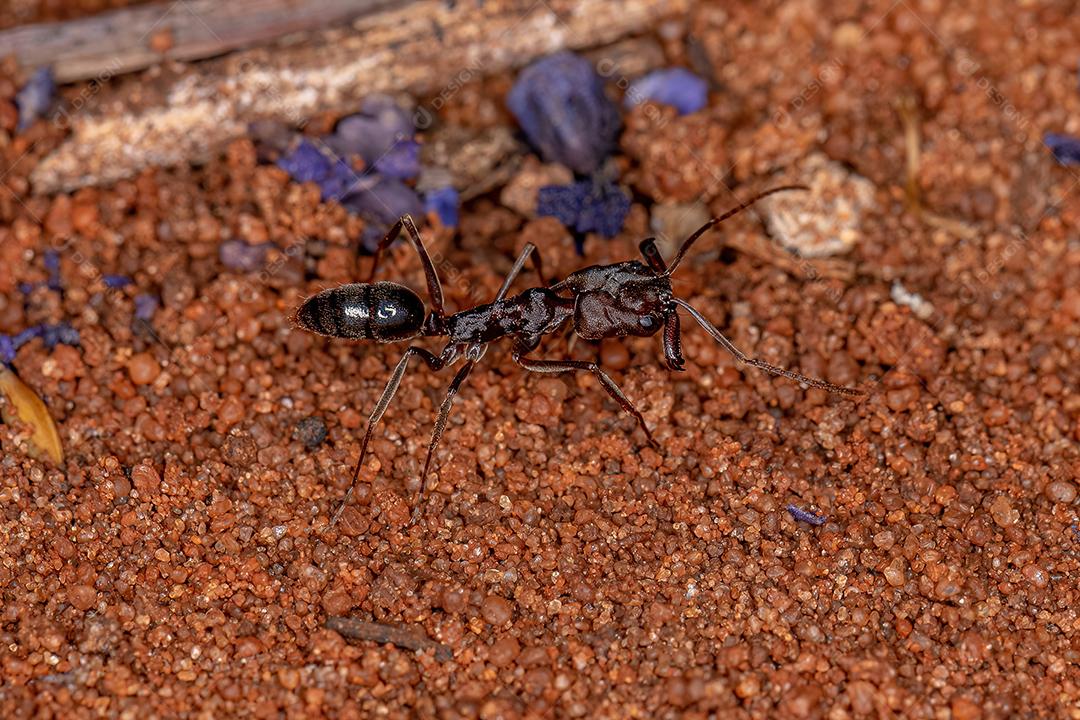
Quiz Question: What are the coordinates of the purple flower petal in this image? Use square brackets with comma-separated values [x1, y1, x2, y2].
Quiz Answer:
[537, 180, 630, 239]
[359, 224, 389, 254]
[56, 323, 80, 346]
[575, 183, 630, 238]
[0, 336, 15, 364]
[134, 294, 159, 322]
[374, 139, 421, 180]
[13, 326, 44, 347]
[1045, 132, 1080, 166]
[318, 159, 360, 202]
[536, 184, 584, 227]
[342, 176, 424, 229]
[220, 239, 271, 272]
[326, 95, 414, 165]
[424, 186, 460, 228]
[625, 68, 709, 116]
[44, 250, 61, 291]
[16, 67, 55, 132]
[507, 51, 621, 175]
[786, 504, 827, 526]
[41, 323, 79, 349]
[103, 274, 132, 289]
[277, 139, 332, 183]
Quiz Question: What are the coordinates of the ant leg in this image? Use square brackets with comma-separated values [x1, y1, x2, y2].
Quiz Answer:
[672, 298, 863, 397]
[331, 343, 459, 525]
[412, 352, 482, 524]
[663, 185, 808, 277]
[367, 215, 446, 318]
[494, 243, 547, 302]
[662, 310, 685, 371]
[639, 238, 667, 273]
[511, 350, 659, 449]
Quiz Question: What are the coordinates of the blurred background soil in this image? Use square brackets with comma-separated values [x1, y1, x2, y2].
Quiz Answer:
[1, 1, 1079, 718]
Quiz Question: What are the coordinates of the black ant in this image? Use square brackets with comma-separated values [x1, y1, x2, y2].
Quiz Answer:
[295, 186, 862, 524]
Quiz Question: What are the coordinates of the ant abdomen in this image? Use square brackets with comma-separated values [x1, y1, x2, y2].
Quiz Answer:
[295, 282, 426, 342]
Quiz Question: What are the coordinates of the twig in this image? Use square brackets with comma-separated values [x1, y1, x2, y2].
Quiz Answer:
[326, 616, 452, 661]
[897, 93, 921, 214]
[896, 92, 977, 239]
[29, 0, 687, 194]
[1, 0, 399, 83]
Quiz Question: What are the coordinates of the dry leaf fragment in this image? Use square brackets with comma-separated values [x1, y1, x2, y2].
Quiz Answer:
[0, 365, 64, 465]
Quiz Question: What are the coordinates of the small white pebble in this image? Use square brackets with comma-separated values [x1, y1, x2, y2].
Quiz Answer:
[891, 281, 936, 320]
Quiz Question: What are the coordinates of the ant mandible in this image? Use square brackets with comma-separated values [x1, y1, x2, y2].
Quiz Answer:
[295, 186, 863, 524]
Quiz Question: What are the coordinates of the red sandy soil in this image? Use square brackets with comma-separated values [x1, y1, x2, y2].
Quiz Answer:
[1, 1, 1079, 718]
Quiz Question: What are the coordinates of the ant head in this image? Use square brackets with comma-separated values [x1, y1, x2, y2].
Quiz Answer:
[295, 282, 426, 342]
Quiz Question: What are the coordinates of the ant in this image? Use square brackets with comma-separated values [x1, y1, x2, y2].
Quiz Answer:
[295, 186, 862, 524]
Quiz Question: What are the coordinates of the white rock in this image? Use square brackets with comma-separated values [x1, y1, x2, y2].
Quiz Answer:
[759, 153, 877, 257]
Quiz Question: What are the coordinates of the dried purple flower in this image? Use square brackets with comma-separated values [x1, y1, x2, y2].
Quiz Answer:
[359, 224, 389, 254]
[0, 323, 79, 363]
[343, 176, 424, 230]
[277, 139, 332, 183]
[16, 67, 55, 132]
[13, 326, 44, 347]
[424, 186, 460, 228]
[0, 336, 15, 365]
[575, 183, 631, 238]
[507, 51, 621, 175]
[537, 179, 630, 238]
[786, 504, 827, 526]
[318, 159, 360, 202]
[625, 68, 709, 116]
[44, 250, 61, 291]
[18, 282, 36, 296]
[536, 183, 584, 228]
[325, 95, 414, 165]
[103, 274, 132, 289]
[134, 294, 159, 322]
[42, 322, 79, 349]
[220, 239, 271, 272]
[374, 139, 421, 180]
[1044, 132, 1080, 166]
[341, 175, 424, 253]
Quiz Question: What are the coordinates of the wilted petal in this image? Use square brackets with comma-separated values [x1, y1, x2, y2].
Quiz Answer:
[277, 139, 332, 183]
[326, 95, 414, 164]
[1045, 132, 1080, 166]
[625, 68, 708, 116]
[507, 52, 620, 175]
[16, 67, 55, 132]
[424, 186, 460, 228]
[537, 179, 630, 239]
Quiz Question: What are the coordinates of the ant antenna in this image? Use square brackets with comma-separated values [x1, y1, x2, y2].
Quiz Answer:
[662, 185, 809, 277]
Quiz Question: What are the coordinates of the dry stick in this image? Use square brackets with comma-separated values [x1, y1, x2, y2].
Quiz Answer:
[0, 0, 400, 82]
[326, 617, 452, 661]
[897, 93, 922, 214]
[897, 91, 977, 239]
[28, 0, 687, 194]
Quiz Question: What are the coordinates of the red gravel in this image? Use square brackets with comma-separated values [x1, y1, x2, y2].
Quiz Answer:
[2, 1, 1080, 718]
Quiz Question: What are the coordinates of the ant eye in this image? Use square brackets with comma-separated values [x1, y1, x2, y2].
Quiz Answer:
[639, 315, 654, 329]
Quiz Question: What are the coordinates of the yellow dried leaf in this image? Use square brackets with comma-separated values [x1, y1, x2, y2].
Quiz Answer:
[0, 366, 64, 465]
